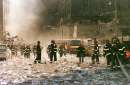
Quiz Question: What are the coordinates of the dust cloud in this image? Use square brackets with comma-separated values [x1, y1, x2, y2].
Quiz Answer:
[5, 0, 60, 44]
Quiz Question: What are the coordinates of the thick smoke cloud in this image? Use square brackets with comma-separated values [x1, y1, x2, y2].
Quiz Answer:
[6, 0, 61, 43]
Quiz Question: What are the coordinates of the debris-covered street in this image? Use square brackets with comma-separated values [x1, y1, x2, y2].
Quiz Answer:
[0, 52, 130, 85]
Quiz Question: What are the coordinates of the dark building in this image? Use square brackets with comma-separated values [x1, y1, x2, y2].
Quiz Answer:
[71, 0, 115, 22]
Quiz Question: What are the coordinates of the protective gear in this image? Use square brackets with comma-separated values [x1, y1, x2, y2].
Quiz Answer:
[111, 37, 121, 68]
[118, 44, 127, 65]
[58, 44, 66, 57]
[24, 46, 31, 58]
[92, 44, 100, 64]
[77, 45, 86, 63]
[59, 45, 64, 57]
[33, 45, 37, 57]
[49, 40, 57, 62]
[103, 40, 112, 66]
[34, 41, 42, 64]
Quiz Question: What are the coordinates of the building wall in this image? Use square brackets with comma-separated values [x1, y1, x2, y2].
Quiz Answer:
[0, 0, 3, 40]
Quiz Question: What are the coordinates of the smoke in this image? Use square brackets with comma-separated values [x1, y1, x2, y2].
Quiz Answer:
[6, 0, 60, 44]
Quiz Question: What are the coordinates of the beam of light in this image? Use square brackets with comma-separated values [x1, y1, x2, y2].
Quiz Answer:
[5, 0, 25, 36]
[5, 0, 46, 40]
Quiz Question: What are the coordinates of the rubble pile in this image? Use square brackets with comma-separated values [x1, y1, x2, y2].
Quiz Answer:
[0, 55, 130, 85]
[18, 68, 130, 85]
[0, 58, 33, 85]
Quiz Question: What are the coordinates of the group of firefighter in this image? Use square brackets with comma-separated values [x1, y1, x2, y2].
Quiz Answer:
[8, 37, 129, 68]
[19, 40, 66, 64]
[76, 37, 129, 69]
[103, 37, 128, 68]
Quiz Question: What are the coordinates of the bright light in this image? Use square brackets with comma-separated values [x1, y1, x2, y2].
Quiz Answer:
[5, 0, 40, 37]
[5, 0, 25, 36]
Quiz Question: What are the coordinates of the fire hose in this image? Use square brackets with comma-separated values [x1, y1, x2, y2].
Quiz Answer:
[117, 55, 130, 81]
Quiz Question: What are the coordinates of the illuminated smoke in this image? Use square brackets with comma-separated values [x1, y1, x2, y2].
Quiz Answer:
[5, 0, 50, 43]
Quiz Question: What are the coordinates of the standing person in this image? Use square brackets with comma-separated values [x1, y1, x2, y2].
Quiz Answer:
[47, 44, 51, 60]
[20, 44, 25, 56]
[58, 44, 64, 57]
[92, 38, 100, 64]
[24, 45, 31, 58]
[34, 41, 42, 64]
[111, 36, 120, 68]
[77, 44, 86, 64]
[118, 42, 126, 65]
[50, 40, 57, 63]
[33, 45, 37, 57]
[103, 40, 112, 67]
[10, 45, 17, 58]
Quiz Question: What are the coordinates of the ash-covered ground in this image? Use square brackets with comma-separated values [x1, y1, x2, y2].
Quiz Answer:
[0, 50, 130, 85]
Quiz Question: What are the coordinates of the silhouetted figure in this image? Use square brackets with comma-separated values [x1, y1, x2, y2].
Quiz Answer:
[34, 41, 42, 64]
[92, 38, 100, 64]
[103, 40, 112, 67]
[49, 40, 57, 63]
[24, 45, 31, 58]
[77, 44, 86, 63]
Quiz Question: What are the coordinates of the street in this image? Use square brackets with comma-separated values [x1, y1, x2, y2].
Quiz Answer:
[0, 52, 130, 85]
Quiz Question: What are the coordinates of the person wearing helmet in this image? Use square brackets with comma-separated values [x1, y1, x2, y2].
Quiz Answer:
[111, 36, 120, 68]
[103, 40, 112, 67]
[34, 41, 42, 64]
[92, 38, 100, 64]
[77, 44, 86, 64]
[49, 40, 57, 63]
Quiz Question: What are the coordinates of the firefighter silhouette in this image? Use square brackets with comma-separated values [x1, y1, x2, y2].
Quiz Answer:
[103, 40, 112, 66]
[34, 41, 42, 64]
[77, 44, 86, 63]
[47, 44, 51, 60]
[49, 40, 57, 63]
[118, 42, 127, 65]
[10, 45, 18, 58]
[20, 44, 25, 56]
[33, 45, 37, 57]
[111, 36, 121, 68]
[24, 45, 31, 58]
[58, 44, 66, 57]
[92, 38, 100, 64]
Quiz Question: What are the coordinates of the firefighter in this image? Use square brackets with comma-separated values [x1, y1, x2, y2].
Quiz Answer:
[24, 45, 31, 58]
[33, 45, 37, 57]
[34, 41, 42, 64]
[10, 45, 17, 58]
[77, 44, 86, 64]
[47, 44, 51, 59]
[118, 42, 127, 65]
[49, 40, 57, 63]
[111, 36, 120, 68]
[20, 44, 25, 56]
[92, 38, 100, 64]
[103, 40, 112, 67]
[58, 44, 64, 57]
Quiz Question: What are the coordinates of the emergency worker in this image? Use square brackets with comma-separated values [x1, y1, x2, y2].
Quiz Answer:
[47, 44, 51, 59]
[118, 42, 127, 65]
[49, 40, 57, 63]
[33, 45, 37, 57]
[59, 44, 65, 57]
[92, 38, 100, 64]
[103, 40, 112, 66]
[24, 45, 31, 58]
[111, 36, 120, 68]
[77, 44, 86, 63]
[34, 41, 42, 63]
